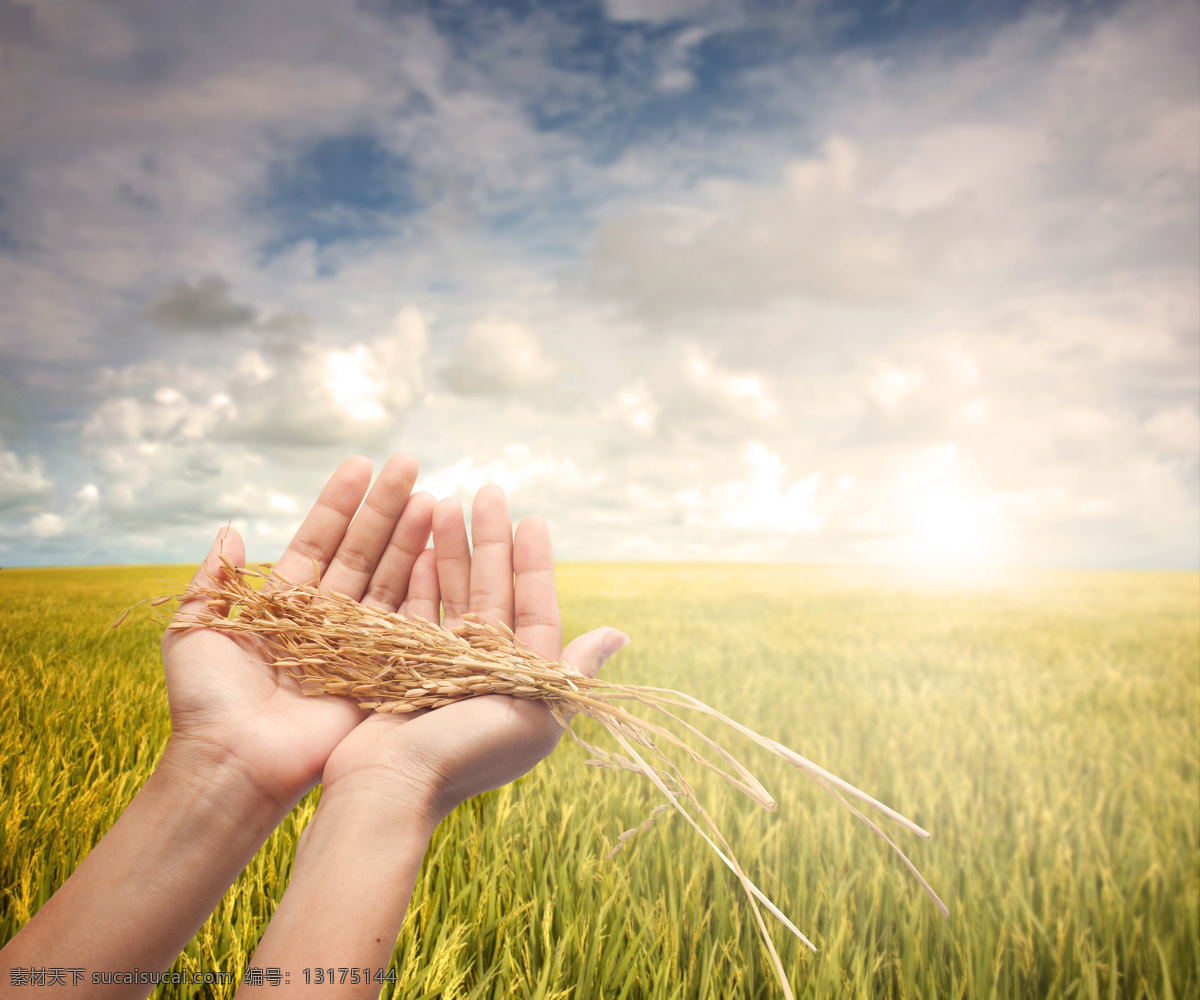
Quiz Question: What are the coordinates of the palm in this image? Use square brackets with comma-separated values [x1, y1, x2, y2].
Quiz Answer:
[324, 687, 564, 813]
[162, 454, 434, 809]
[164, 626, 364, 803]
[322, 486, 619, 818]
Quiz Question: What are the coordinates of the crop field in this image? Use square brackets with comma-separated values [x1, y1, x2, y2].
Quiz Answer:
[1, 563, 1197, 999]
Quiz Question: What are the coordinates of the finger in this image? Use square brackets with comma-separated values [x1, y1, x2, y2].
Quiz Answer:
[268, 455, 373, 592]
[399, 547, 440, 623]
[320, 453, 420, 602]
[468, 485, 514, 630]
[561, 627, 629, 681]
[362, 489, 435, 612]
[160, 525, 244, 657]
[512, 514, 561, 660]
[433, 498, 471, 628]
[162, 526, 245, 650]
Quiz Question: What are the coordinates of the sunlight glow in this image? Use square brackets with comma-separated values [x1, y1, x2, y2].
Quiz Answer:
[897, 445, 1005, 570]
[324, 346, 386, 422]
[904, 485, 1000, 568]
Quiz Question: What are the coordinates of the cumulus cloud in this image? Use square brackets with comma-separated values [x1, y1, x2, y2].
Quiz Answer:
[440, 320, 558, 397]
[221, 305, 428, 447]
[122, 311, 425, 452]
[867, 366, 924, 411]
[581, 137, 957, 319]
[416, 444, 600, 503]
[682, 345, 777, 422]
[29, 513, 65, 538]
[675, 442, 822, 536]
[603, 382, 659, 437]
[0, 441, 55, 515]
[604, 342, 780, 448]
[72, 306, 429, 537]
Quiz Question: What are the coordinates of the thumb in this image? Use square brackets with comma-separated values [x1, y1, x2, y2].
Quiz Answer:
[561, 627, 629, 680]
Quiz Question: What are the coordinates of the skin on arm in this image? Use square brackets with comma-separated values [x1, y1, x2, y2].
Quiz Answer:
[238, 487, 627, 996]
[0, 455, 434, 999]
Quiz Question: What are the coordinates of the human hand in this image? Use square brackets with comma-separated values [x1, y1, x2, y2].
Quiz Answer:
[319, 484, 628, 825]
[235, 484, 626, 989]
[161, 454, 435, 810]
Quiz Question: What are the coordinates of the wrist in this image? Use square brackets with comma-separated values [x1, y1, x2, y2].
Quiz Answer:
[316, 768, 446, 845]
[159, 733, 292, 833]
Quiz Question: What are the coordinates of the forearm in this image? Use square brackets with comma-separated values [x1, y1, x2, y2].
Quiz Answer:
[0, 737, 285, 999]
[236, 785, 440, 998]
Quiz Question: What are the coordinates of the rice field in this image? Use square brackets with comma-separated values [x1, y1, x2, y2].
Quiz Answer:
[1, 563, 1197, 999]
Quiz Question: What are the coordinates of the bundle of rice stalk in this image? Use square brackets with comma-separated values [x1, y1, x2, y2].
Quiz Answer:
[123, 557, 947, 999]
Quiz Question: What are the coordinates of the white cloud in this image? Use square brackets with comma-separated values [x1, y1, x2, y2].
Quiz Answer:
[30, 513, 66, 538]
[324, 346, 387, 423]
[415, 444, 601, 503]
[867, 366, 924, 411]
[234, 352, 274, 385]
[0, 444, 55, 515]
[940, 345, 980, 387]
[1144, 405, 1200, 458]
[603, 342, 782, 449]
[604, 382, 659, 436]
[221, 306, 428, 446]
[70, 306, 429, 538]
[582, 136, 953, 319]
[441, 320, 558, 397]
[268, 492, 297, 513]
[683, 345, 778, 422]
[676, 443, 822, 536]
[959, 398, 990, 425]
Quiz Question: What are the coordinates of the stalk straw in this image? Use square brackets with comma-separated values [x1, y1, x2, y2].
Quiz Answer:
[124, 557, 946, 999]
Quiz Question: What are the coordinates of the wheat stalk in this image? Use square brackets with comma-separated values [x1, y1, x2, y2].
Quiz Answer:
[121, 557, 946, 1000]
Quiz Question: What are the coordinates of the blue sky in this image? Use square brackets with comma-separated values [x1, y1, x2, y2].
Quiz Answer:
[0, 0, 1196, 570]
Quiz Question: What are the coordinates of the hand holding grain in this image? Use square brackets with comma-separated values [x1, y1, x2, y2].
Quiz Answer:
[161, 453, 435, 810]
[235, 484, 627, 996]
[318, 484, 628, 823]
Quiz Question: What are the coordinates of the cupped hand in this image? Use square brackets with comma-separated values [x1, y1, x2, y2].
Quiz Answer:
[320, 485, 627, 823]
[161, 454, 435, 810]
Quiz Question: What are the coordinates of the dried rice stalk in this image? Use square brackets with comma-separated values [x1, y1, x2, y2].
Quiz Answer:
[123, 557, 946, 999]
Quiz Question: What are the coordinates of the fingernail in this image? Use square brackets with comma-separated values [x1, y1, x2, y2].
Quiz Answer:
[600, 630, 630, 663]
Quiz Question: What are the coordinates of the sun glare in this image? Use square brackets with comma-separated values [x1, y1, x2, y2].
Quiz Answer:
[905, 486, 1000, 569]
